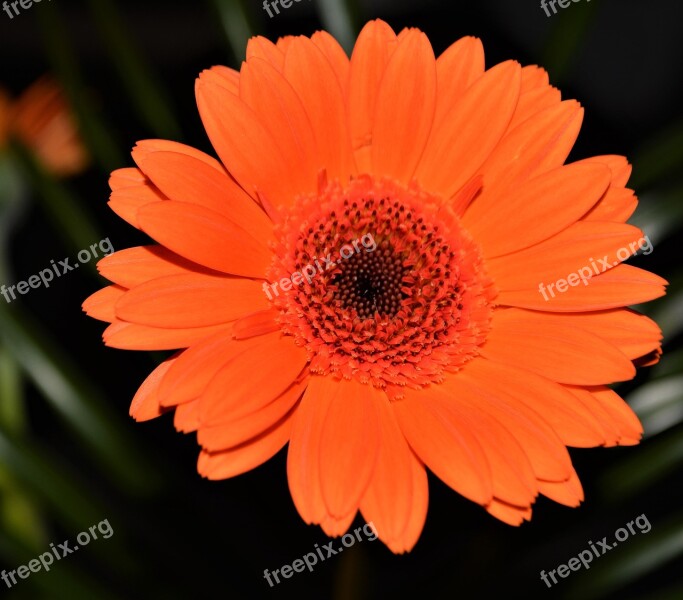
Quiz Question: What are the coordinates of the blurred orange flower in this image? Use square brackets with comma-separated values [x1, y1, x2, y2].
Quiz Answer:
[84, 20, 666, 553]
[0, 76, 88, 176]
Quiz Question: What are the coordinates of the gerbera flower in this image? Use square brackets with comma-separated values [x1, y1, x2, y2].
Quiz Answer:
[0, 76, 88, 177]
[83, 20, 666, 553]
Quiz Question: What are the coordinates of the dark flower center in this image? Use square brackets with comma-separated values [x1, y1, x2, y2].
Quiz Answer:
[332, 242, 409, 319]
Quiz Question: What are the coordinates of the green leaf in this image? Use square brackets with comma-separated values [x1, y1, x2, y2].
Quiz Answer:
[10, 140, 102, 262]
[628, 185, 683, 247]
[0, 430, 103, 530]
[84, 0, 182, 140]
[0, 303, 161, 495]
[631, 120, 683, 190]
[628, 375, 683, 439]
[651, 348, 683, 379]
[566, 514, 683, 599]
[0, 154, 27, 252]
[638, 275, 683, 341]
[0, 466, 46, 551]
[315, 0, 359, 54]
[600, 427, 683, 500]
[0, 526, 121, 600]
[0, 347, 25, 434]
[541, 1, 600, 82]
[35, 1, 124, 171]
[208, 0, 253, 63]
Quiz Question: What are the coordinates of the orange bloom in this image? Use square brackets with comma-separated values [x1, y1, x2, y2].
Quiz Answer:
[0, 76, 88, 176]
[84, 20, 666, 552]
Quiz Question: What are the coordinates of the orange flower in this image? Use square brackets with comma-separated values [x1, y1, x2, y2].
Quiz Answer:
[0, 76, 88, 176]
[84, 20, 666, 552]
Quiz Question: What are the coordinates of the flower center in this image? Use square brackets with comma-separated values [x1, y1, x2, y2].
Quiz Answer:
[332, 240, 408, 319]
[266, 175, 495, 397]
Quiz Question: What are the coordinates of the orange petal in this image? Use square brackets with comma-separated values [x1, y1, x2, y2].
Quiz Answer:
[436, 384, 537, 506]
[195, 76, 301, 206]
[442, 370, 573, 482]
[108, 171, 166, 230]
[276, 35, 296, 54]
[199, 66, 240, 94]
[565, 385, 643, 446]
[434, 36, 485, 126]
[508, 66, 560, 130]
[590, 386, 643, 444]
[508, 85, 561, 130]
[82, 285, 125, 323]
[460, 359, 606, 448]
[103, 320, 231, 351]
[198, 333, 308, 423]
[137, 201, 272, 278]
[416, 60, 521, 200]
[315, 377, 382, 518]
[109, 167, 146, 190]
[497, 264, 667, 311]
[232, 309, 281, 339]
[443, 174, 483, 216]
[464, 162, 611, 258]
[561, 386, 621, 446]
[158, 327, 269, 409]
[174, 399, 200, 433]
[574, 155, 632, 188]
[466, 100, 583, 207]
[360, 396, 429, 553]
[371, 29, 437, 182]
[319, 511, 357, 538]
[395, 387, 493, 505]
[486, 499, 532, 526]
[97, 245, 220, 289]
[132, 147, 274, 241]
[528, 308, 662, 361]
[198, 379, 307, 451]
[283, 36, 356, 181]
[538, 468, 584, 507]
[487, 221, 645, 291]
[287, 382, 329, 524]
[197, 409, 294, 480]
[129, 355, 178, 422]
[481, 308, 636, 385]
[583, 187, 638, 223]
[311, 30, 350, 89]
[115, 274, 270, 328]
[246, 36, 284, 71]
[347, 19, 398, 172]
[132, 138, 225, 169]
[519, 65, 550, 90]
[239, 58, 318, 198]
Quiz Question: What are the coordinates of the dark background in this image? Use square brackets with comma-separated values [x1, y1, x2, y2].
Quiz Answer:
[1, 1, 682, 598]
